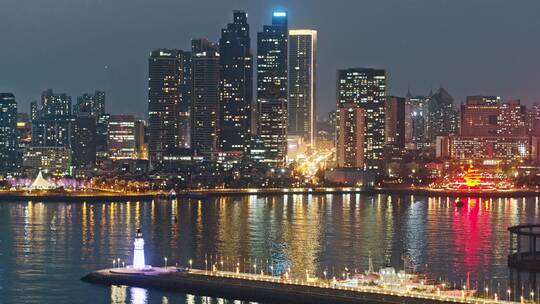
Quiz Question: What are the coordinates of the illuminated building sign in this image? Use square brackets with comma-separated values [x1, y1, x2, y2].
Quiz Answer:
[273, 11, 287, 17]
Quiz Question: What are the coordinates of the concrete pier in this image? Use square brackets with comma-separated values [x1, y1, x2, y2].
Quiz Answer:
[82, 268, 514, 304]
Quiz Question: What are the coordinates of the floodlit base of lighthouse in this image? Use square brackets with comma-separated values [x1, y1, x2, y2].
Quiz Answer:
[133, 238, 146, 269]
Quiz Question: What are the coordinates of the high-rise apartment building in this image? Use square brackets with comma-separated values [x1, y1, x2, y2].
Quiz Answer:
[75, 91, 105, 117]
[0, 93, 18, 170]
[219, 11, 253, 154]
[257, 11, 288, 165]
[336, 68, 386, 169]
[71, 114, 96, 167]
[32, 89, 72, 147]
[337, 103, 365, 168]
[148, 49, 191, 164]
[191, 39, 220, 155]
[257, 99, 288, 167]
[528, 103, 540, 136]
[30, 101, 38, 121]
[385, 96, 406, 148]
[288, 29, 317, 145]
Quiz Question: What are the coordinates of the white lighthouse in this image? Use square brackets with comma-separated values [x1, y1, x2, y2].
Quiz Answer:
[132, 228, 146, 269]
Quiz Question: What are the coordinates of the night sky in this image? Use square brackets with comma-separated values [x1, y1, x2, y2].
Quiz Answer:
[1, 0, 540, 118]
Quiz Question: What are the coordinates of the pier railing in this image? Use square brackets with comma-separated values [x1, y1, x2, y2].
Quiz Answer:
[187, 268, 523, 304]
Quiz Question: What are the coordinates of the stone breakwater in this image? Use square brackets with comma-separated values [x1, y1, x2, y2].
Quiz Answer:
[82, 268, 504, 304]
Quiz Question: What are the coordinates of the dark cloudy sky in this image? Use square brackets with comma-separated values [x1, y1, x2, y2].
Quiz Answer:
[1, 0, 540, 118]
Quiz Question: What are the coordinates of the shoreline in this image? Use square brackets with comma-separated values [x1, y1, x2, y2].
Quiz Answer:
[1, 186, 539, 202]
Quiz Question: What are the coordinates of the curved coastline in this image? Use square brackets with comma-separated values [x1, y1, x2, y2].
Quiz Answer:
[1, 186, 539, 202]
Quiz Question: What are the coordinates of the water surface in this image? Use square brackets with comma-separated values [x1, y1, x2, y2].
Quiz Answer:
[0, 194, 539, 303]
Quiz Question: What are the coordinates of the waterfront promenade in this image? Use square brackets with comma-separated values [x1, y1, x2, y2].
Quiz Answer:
[3, 185, 540, 202]
[83, 267, 521, 304]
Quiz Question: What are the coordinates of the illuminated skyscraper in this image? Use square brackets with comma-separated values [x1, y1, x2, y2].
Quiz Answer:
[288, 29, 317, 145]
[336, 103, 364, 168]
[0, 93, 18, 170]
[460, 97, 526, 137]
[32, 89, 72, 147]
[148, 49, 191, 165]
[219, 11, 253, 154]
[426, 87, 456, 141]
[405, 92, 430, 147]
[257, 11, 288, 165]
[191, 38, 220, 155]
[75, 91, 105, 117]
[257, 99, 288, 167]
[108, 115, 136, 159]
[385, 96, 405, 148]
[30, 101, 38, 121]
[337, 68, 386, 169]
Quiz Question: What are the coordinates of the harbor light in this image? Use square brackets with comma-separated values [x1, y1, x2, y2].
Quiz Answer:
[133, 228, 146, 269]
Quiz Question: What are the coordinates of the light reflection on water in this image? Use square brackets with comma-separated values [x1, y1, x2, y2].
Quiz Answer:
[0, 194, 539, 303]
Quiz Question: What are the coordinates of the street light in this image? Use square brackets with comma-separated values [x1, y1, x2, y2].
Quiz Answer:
[507, 289, 511, 301]
[164, 257, 168, 268]
[112, 259, 116, 268]
[189, 259, 193, 269]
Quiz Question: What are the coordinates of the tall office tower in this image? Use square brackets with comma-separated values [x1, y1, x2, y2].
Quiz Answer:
[426, 87, 456, 141]
[108, 115, 136, 159]
[75, 91, 106, 117]
[30, 101, 38, 121]
[219, 11, 253, 154]
[148, 49, 191, 164]
[405, 93, 430, 146]
[257, 99, 288, 167]
[385, 96, 406, 148]
[288, 29, 317, 145]
[32, 89, 72, 147]
[191, 38, 220, 155]
[71, 114, 96, 167]
[257, 11, 288, 164]
[336, 68, 386, 170]
[0, 93, 18, 170]
[336, 103, 365, 168]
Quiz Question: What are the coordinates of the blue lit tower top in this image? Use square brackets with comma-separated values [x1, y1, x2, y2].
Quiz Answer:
[272, 11, 288, 26]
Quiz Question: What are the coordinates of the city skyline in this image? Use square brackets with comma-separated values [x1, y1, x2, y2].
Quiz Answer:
[2, 0, 540, 118]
